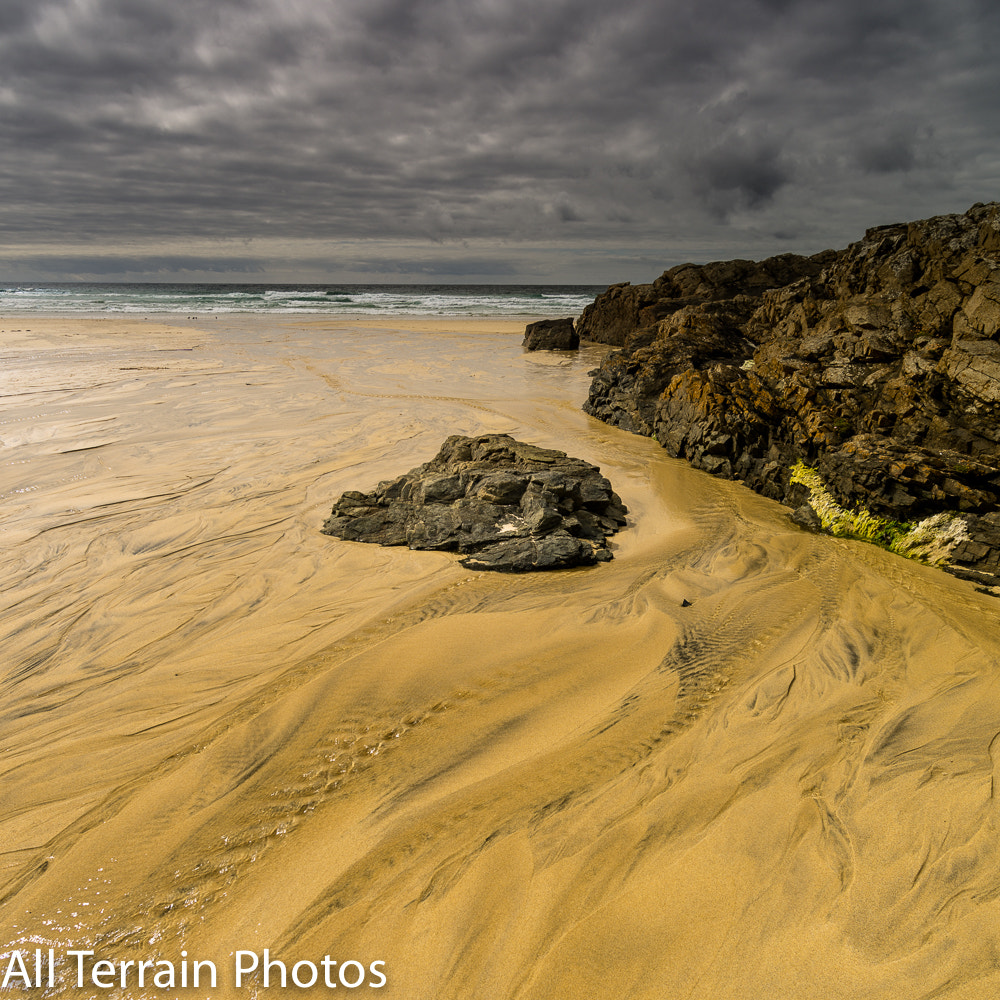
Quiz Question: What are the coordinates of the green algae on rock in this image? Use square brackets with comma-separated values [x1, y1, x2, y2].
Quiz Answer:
[790, 460, 969, 568]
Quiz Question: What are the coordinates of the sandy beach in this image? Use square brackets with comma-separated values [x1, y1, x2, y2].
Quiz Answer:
[3, 315, 1000, 999]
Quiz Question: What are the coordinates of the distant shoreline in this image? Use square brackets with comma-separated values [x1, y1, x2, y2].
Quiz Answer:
[0, 282, 605, 321]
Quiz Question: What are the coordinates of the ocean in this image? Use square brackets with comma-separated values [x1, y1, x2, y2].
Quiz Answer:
[0, 282, 606, 317]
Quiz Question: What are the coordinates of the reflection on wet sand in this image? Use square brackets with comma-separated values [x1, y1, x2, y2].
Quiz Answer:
[2, 316, 1000, 999]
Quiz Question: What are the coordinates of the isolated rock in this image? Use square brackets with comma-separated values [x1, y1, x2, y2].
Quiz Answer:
[523, 317, 579, 351]
[321, 434, 627, 571]
[581, 202, 1000, 587]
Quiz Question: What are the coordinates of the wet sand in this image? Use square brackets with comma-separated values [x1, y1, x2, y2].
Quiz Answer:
[2, 316, 1000, 999]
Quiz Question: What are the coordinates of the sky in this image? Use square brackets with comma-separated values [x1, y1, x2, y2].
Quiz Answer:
[1, 0, 999, 284]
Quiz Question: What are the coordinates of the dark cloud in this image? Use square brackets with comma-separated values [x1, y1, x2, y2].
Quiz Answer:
[855, 127, 920, 175]
[685, 134, 792, 216]
[1, 255, 267, 278]
[1, 0, 998, 281]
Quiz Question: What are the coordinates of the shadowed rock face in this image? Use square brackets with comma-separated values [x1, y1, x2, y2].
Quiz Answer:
[522, 317, 579, 351]
[321, 434, 627, 571]
[581, 202, 1000, 588]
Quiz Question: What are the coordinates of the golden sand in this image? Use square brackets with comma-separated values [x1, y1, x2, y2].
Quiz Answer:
[2, 316, 1000, 998]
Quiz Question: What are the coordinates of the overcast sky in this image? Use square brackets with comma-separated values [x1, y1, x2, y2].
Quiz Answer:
[1, 0, 998, 283]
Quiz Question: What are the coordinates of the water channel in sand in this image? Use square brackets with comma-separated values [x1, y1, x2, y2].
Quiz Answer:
[2, 316, 1000, 999]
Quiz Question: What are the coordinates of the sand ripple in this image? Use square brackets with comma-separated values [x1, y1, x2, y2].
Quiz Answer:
[2, 317, 1000, 998]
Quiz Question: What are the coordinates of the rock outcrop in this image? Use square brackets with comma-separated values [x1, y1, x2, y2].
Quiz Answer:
[321, 434, 627, 572]
[522, 317, 578, 351]
[576, 252, 836, 347]
[582, 202, 1000, 588]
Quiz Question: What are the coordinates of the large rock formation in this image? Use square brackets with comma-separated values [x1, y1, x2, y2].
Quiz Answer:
[582, 202, 1000, 588]
[576, 252, 836, 347]
[321, 434, 627, 572]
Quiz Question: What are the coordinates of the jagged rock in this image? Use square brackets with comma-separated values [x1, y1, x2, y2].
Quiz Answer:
[575, 253, 836, 346]
[321, 434, 627, 571]
[581, 202, 1000, 586]
[523, 317, 579, 351]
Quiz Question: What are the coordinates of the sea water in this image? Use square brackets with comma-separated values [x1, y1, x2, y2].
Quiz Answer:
[0, 282, 606, 317]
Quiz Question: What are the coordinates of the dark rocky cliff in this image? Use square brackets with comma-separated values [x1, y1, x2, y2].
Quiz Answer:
[581, 202, 1000, 588]
[576, 251, 836, 347]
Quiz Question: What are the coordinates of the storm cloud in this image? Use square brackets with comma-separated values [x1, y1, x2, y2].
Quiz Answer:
[1, 0, 998, 281]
